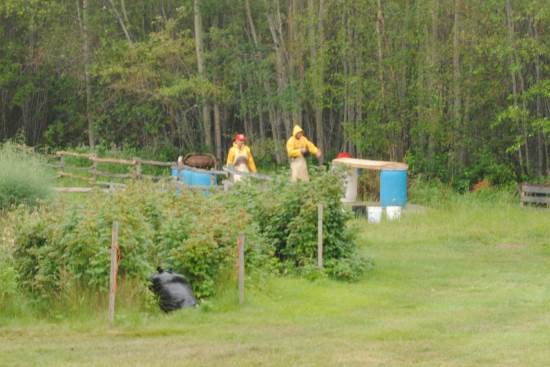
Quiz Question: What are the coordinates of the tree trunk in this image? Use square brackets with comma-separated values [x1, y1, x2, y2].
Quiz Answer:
[452, 0, 462, 176]
[505, 0, 526, 175]
[245, 0, 259, 45]
[267, 0, 292, 137]
[258, 108, 266, 140]
[78, 0, 95, 148]
[428, 0, 439, 161]
[244, 0, 269, 146]
[309, 0, 325, 163]
[0, 90, 7, 139]
[120, 0, 130, 26]
[268, 107, 283, 163]
[375, 0, 385, 109]
[194, 0, 212, 151]
[107, 0, 133, 45]
[533, 19, 545, 177]
[214, 103, 222, 161]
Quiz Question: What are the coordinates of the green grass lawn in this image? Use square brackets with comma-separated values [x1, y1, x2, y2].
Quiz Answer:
[1, 199, 549, 366]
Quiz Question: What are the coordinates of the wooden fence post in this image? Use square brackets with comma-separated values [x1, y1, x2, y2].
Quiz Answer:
[60, 155, 65, 175]
[238, 233, 245, 305]
[133, 158, 142, 180]
[90, 154, 97, 184]
[318, 203, 323, 268]
[108, 221, 120, 325]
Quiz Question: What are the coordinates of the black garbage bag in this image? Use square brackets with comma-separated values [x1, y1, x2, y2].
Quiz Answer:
[149, 267, 197, 312]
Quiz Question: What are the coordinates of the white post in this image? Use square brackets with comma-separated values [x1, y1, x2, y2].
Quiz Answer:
[318, 203, 323, 268]
[238, 233, 245, 304]
[108, 221, 119, 325]
[343, 168, 359, 202]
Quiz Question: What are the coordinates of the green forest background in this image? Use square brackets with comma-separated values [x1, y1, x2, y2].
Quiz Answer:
[1, 0, 549, 190]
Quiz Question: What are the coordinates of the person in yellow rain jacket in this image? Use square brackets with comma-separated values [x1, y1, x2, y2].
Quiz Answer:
[286, 125, 321, 182]
[226, 134, 257, 182]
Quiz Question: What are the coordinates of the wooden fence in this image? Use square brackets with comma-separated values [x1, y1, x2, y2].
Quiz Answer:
[50, 151, 176, 189]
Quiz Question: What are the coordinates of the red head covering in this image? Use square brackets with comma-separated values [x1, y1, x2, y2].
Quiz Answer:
[235, 134, 246, 142]
[336, 152, 352, 159]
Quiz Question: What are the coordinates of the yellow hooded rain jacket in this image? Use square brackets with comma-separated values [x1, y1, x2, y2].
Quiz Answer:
[226, 143, 257, 173]
[286, 125, 319, 159]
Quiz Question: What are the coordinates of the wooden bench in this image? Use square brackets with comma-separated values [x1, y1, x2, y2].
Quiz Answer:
[520, 183, 550, 207]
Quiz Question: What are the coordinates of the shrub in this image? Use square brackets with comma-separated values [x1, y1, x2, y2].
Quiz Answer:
[224, 167, 372, 281]
[0, 142, 54, 210]
[13, 182, 272, 301]
[408, 176, 456, 207]
[0, 255, 18, 305]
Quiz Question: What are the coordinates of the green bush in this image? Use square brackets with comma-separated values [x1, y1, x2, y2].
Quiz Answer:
[408, 176, 456, 207]
[408, 176, 518, 208]
[224, 167, 372, 281]
[0, 143, 54, 210]
[13, 182, 272, 301]
[0, 255, 18, 305]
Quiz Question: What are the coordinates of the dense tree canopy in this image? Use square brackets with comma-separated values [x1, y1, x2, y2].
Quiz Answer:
[1, 0, 549, 188]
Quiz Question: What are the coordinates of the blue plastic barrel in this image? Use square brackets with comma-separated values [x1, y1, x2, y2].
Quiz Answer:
[193, 171, 213, 187]
[179, 169, 193, 185]
[380, 169, 407, 207]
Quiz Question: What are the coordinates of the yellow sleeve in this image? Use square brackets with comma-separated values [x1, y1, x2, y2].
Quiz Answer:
[287, 138, 302, 158]
[246, 147, 257, 173]
[305, 138, 319, 155]
[226, 147, 235, 166]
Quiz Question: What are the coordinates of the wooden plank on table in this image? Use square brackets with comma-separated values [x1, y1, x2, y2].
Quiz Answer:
[332, 158, 408, 170]
[521, 183, 550, 194]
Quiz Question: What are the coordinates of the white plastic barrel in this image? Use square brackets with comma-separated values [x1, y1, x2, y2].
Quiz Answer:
[386, 206, 402, 221]
[367, 206, 382, 223]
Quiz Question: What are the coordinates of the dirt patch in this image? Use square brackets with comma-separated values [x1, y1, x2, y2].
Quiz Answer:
[496, 243, 527, 249]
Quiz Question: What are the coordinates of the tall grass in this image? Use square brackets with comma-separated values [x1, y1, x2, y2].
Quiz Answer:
[0, 142, 55, 210]
[409, 175, 519, 208]
[1, 189, 549, 366]
[0, 143, 54, 315]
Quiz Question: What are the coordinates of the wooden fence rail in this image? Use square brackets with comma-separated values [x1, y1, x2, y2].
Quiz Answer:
[53, 151, 177, 186]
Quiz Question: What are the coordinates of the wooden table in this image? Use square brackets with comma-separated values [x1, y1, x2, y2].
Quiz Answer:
[332, 158, 408, 203]
[332, 158, 408, 170]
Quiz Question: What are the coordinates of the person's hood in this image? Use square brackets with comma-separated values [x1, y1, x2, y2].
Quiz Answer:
[292, 125, 304, 137]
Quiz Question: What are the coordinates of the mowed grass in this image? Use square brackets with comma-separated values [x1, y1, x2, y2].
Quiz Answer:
[1, 198, 549, 366]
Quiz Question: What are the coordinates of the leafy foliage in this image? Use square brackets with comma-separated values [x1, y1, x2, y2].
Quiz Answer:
[0, 142, 54, 210]
[2, 0, 550, 186]
[13, 182, 272, 300]
[0, 252, 17, 306]
[224, 167, 372, 281]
